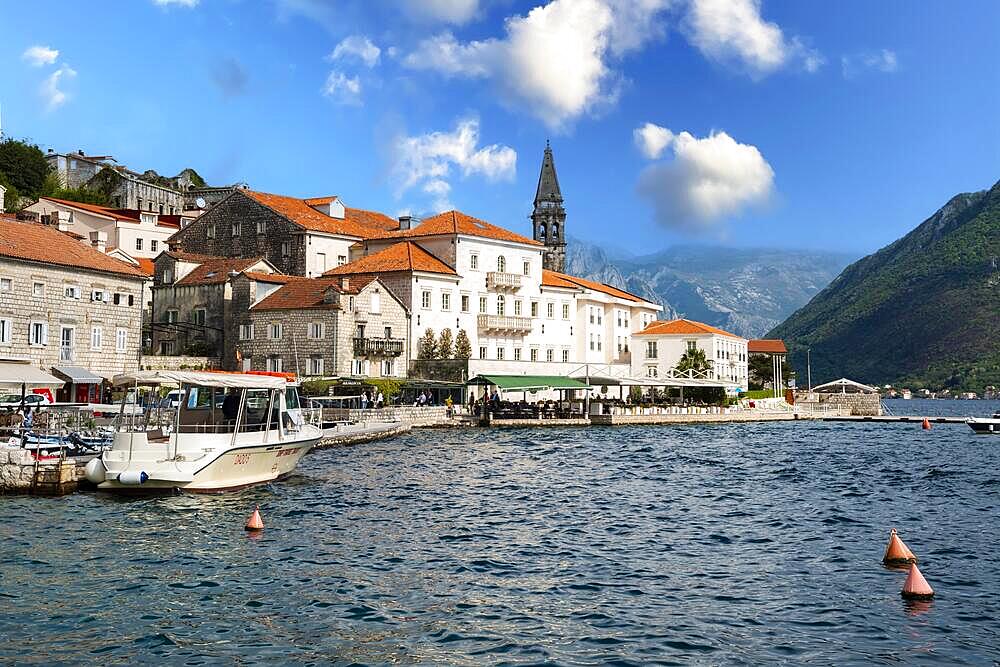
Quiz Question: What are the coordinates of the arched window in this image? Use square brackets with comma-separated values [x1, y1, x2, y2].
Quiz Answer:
[552, 223, 559, 239]
[538, 224, 546, 239]
[497, 294, 505, 316]
[497, 255, 506, 273]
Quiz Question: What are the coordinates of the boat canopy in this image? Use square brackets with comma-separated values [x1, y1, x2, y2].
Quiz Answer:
[112, 370, 288, 390]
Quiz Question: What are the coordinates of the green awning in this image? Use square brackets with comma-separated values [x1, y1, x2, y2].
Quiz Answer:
[467, 375, 592, 392]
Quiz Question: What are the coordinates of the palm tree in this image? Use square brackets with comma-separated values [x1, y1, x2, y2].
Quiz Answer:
[675, 347, 713, 377]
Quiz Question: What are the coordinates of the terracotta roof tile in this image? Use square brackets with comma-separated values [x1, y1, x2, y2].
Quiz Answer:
[324, 241, 457, 276]
[136, 258, 155, 276]
[175, 256, 265, 286]
[748, 339, 787, 354]
[370, 210, 541, 246]
[542, 269, 648, 303]
[242, 190, 396, 237]
[242, 271, 298, 284]
[0, 218, 147, 278]
[252, 275, 378, 311]
[635, 318, 743, 340]
[41, 197, 124, 220]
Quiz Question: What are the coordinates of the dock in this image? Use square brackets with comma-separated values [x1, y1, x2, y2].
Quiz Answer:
[821, 415, 970, 424]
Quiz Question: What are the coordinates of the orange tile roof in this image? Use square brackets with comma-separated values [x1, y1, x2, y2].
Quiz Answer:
[324, 241, 457, 276]
[371, 210, 541, 246]
[136, 258, 155, 276]
[635, 318, 743, 339]
[163, 249, 219, 263]
[175, 256, 265, 286]
[42, 197, 124, 220]
[542, 269, 648, 303]
[0, 218, 148, 278]
[242, 190, 396, 237]
[242, 271, 297, 284]
[252, 275, 378, 311]
[748, 339, 787, 354]
[303, 196, 337, 205]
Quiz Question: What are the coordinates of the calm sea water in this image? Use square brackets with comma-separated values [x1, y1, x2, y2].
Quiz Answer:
[2, 399, 998, 665]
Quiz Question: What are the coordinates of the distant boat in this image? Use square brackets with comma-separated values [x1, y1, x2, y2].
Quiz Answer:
[967, 413, 1000, 435]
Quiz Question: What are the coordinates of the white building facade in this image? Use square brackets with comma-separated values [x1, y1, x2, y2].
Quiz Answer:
[632, 319, 749, 391]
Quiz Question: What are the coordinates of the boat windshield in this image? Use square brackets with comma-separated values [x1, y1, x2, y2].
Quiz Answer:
[176, 384, 288, 434]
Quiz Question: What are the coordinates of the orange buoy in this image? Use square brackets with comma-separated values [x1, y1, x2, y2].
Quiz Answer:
[245, 506, 264, 532]
[922, 418, 931, 430]
[882, 528, 917, 565]
[901, 564, 934, 599]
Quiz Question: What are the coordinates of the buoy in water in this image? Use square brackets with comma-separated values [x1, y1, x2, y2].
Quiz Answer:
[901, 564, 934, 600]
[245, 506, 264, 532]
[922, 417, 931, 430]
[882, 528, 917, 565]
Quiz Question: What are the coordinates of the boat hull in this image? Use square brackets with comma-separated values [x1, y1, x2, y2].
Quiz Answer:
[968, 419, 1000, 435]
[96, 432, 320, 494]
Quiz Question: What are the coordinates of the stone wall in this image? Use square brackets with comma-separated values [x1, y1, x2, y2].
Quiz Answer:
[168, 190, 304, 276]
[822, 393, 883, 416]
[150, 277, 228, 358]
[139, 355, 220, 371]
[0, 447, 79, 495]
[0, 257, 144, 377]
[322, 405, 452, 427]
[240, 309, 340, 375]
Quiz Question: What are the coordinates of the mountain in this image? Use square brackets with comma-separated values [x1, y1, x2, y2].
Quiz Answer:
[768, 180, 1000, 392]
[565, 238, 854, 339]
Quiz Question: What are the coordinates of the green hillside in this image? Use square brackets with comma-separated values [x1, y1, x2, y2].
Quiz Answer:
[769, 180, 1000, 393]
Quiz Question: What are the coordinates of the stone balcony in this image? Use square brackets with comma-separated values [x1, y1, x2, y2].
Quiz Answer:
[477, 314, 532, 333]
[486, 271, 522, 290]
[353, 337, 405, 357]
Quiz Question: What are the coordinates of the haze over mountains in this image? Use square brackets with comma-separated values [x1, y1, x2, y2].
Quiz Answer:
[770, 180, 1000, 392]
[566, 239, 855, 339]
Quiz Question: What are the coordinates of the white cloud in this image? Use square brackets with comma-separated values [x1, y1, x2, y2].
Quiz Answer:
[391, 118, 516, 212]
[329, 35, 381, 68]
[634, 122, 674, 159]
[153, 0, 199, 6]
[321, 71, 361, 105]
[841, 49, 898, 78]
[22, 45, 59, 67]
[404, 0, 669, 130]
[636, 127, 774, 232]
[684, 0, 821, 76]
[402, 0, 480, 25]
[41, 65, 76, 112]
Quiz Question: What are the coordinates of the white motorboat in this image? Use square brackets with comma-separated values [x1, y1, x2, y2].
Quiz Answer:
[85, 370, 323, 493]
[967, 413, 1000, 435]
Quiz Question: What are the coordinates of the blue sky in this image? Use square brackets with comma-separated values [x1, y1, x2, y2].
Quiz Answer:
[1, 0, 997, 257]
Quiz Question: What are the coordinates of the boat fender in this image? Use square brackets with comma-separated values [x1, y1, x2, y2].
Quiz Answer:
[117, 470, 149, 485]
[84, 457, 107, 484]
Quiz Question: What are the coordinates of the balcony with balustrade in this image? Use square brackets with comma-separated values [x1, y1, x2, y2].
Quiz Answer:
[477, 314, 532, 333]
[353, 337, 405, 357]
[486, 271, 522, 290]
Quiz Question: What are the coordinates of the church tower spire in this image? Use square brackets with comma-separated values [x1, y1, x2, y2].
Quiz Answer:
[531, 141, 567, 272]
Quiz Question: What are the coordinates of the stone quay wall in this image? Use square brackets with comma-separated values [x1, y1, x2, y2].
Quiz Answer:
[0, 447, 80, 495]
[322, 406, 453, 427]
[823, 393, 882, 416]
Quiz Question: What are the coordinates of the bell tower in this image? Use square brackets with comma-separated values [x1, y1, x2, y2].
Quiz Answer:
[531, 141, 567, 273]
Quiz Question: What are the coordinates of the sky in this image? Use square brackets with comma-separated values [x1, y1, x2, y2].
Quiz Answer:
[1, 0, 998, 257]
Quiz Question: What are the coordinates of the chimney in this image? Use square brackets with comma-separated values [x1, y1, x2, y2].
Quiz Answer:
[322, 286, 339, 304]
[398, 215, 413, 231]
[78, 149, 85, 156]
[55, 210, 72, 232]
[340, 276, 350, 291]
[89, 230, 108, 253]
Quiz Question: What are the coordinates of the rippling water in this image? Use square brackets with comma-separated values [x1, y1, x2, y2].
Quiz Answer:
[2, 400, 998, 665]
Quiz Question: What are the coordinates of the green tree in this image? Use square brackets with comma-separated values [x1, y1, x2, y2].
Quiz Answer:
[748, 355, 793, 390]
[454, 328, 472, 359]
[0, 138, 51, 198]
[417, 328, 437, 360]
[436, 327, 454, 359]
[0, 172, 20, 212]
[675, 347, 712, 376]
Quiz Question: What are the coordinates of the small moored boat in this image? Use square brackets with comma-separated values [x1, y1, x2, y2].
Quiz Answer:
[85, 370, 322, 493]
[967, 413, 1000, 435]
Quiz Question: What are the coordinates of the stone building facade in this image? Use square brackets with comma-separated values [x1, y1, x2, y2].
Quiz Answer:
[44, 150, 113, 189]
[0, 218, 147, 400]
[87, 168, 183, 214]
[166, 189, 398, 278]
[235, 275, 409, 378]
[150, 252, 277, 361]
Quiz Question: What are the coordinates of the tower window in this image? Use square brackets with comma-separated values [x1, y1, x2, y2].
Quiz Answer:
[538, 225, 546, 239]
[552, 223, 559, 239]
